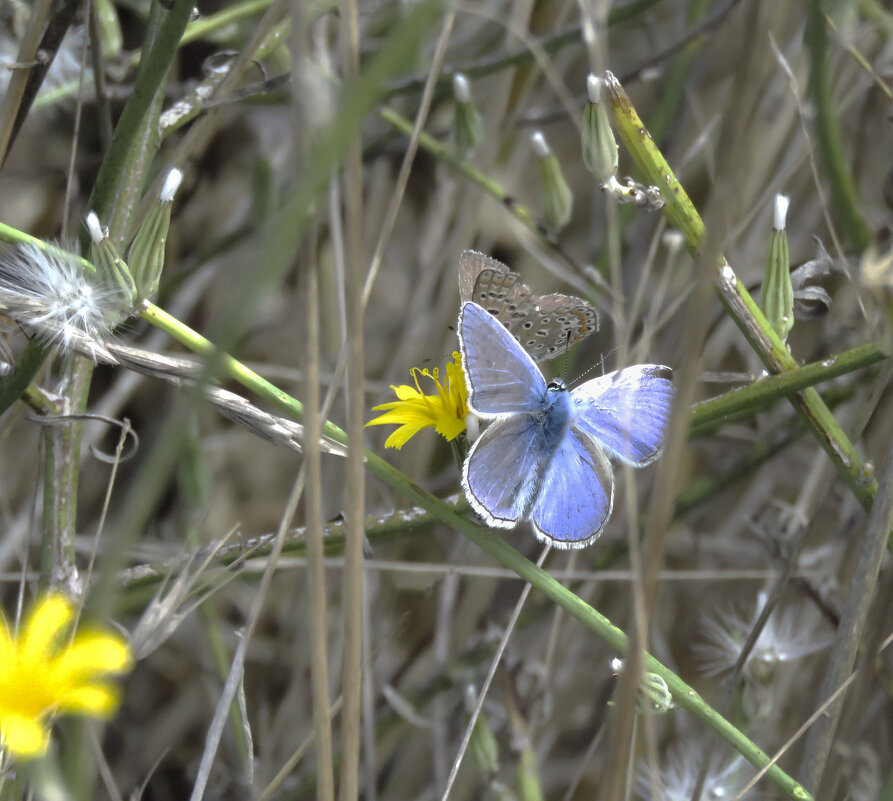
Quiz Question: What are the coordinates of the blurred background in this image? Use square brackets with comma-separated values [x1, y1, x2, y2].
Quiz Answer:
[0, 0, 891, 799]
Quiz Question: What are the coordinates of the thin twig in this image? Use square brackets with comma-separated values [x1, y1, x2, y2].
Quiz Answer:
[339, 0, 365, 798]
[296, 6, 335, 791]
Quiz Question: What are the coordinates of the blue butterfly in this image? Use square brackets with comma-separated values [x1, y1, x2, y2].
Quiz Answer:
[458, 301, 674, 549]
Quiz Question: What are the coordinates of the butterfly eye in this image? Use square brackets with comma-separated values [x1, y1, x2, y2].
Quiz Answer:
[547, 379, 565, 391]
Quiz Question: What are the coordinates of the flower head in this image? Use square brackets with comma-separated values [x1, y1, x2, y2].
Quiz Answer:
[636, 742, 751, 801]
[366, 352, 469, 449]
[0, 594, 133, 760]
[0, 242, 131, 357]
[694, 591, 832, 680]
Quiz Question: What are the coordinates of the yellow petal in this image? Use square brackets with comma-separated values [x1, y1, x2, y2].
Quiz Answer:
[383, 423, 427, 449]
[391, 384, 423, 401]
[53, 631, 132, 683]
[367, 406, 434, 428]
[1, 712, 50, 759]
[21, 596, 73, 663]
[55, 684, 119, 717]
[435, 416, 466, 441]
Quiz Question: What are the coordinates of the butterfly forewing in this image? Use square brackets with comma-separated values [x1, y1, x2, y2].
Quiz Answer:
[458, 249, 511, 303]
[571, 365, 674, 466]
[459, 302, 546, 416]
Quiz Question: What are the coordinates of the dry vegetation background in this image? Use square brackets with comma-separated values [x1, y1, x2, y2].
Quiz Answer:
[0, 0, 892, 800]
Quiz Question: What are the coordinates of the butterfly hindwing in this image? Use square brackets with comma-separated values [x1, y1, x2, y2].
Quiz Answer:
[530, 428, 614, 548]
[461, 414, 551, 528]
[458, 301, 546, 417]
[571, 365, 674, 466]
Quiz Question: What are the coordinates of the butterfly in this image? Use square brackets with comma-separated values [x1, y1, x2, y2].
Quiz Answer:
[458, 250, 597, 362]
[458, 301, 674, 548]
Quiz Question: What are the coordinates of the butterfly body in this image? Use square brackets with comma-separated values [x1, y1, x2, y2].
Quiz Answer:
[459, 300, 673, 549]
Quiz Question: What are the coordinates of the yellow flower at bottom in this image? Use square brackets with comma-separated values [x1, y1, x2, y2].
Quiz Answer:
[0, 594, 133, 760]
[367, 351, 469, 449]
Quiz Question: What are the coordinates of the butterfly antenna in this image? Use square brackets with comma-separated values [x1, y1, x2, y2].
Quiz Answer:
[569, 345, 619, 389]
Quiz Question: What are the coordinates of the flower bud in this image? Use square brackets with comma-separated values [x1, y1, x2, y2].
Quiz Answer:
[85, 211, 136, 320]
[516, 738, 543, 801]
[532, 131, 573, 232]
[128, 168, 182, 302]
[610, 658, 675, 715]
[637, 672, 674, 715]
[582, 74, 618, 182]
[464, 685, 500, 779]
[760, 194, 794, 342]
[452, 73, 483, 151]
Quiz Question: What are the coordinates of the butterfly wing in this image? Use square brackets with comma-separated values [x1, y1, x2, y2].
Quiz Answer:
[458, 301, 547, 417]
[462, 414, 551, 528]
[473, 272, 598, 362]
[571, 365, 674, 466]
[458, 250, 510, 303]
[530, 294, 598, 360]
[529, 428, 614, 548]
[459, 250, 598, 362]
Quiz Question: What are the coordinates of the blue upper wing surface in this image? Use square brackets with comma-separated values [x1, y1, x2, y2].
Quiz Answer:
[458, 302, 547, 417]
[462, 414, 551, 528]
[529, 429, 614, 548]
[571, 365, 674, 466]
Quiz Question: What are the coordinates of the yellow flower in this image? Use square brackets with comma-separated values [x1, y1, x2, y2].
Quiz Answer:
[0, 594, 133, 759]
[367, 351, 469, 449]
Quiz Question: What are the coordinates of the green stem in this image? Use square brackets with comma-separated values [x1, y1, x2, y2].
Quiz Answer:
[0, 338, 50, 417]
[39, 358, 93, 592]
[87, 0, 194, 234]
[805, 0, 871, 251]
[604, 72, 878, 513]
[0, 221, 95, 272]
[689, 343, 887, 436]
